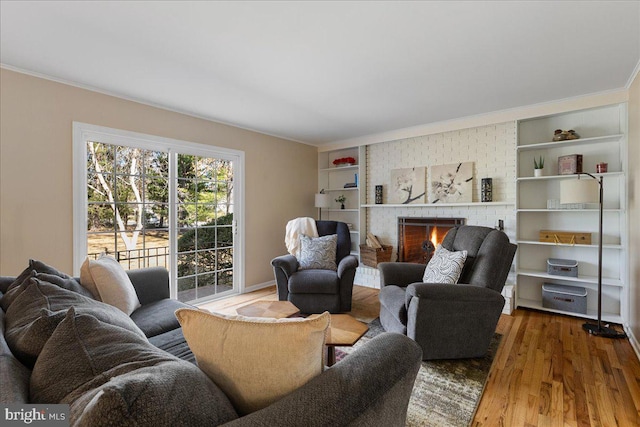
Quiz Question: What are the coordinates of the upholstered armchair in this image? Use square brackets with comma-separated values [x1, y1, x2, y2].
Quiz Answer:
[378, 225, 517, 360]
[271, 220, 358, 314]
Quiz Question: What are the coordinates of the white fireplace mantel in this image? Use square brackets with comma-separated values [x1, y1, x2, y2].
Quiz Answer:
[362, 201, 513, 208]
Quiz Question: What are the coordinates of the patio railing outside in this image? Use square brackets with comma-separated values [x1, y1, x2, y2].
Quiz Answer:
[88, 246, 170, 270]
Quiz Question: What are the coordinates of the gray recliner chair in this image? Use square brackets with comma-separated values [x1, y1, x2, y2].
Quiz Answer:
[271, 220, 359, 314]
[378, 225, 517, 360]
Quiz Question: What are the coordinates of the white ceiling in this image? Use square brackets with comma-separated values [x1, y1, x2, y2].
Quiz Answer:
[1, 1, 639, 146]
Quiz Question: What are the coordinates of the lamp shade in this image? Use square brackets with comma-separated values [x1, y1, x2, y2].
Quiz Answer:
[315, 193, 331, 208]
[560, 178, 598, 204]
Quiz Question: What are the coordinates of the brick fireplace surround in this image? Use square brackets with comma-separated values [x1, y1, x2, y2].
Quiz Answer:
[353, 121, 517, 289]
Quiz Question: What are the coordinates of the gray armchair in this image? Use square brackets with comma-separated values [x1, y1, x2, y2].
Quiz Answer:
[378, 225, 517, 360]
[271, 220, 358, 314]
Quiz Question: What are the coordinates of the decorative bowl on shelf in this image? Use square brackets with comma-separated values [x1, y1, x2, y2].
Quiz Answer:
[332, 157, 357, 167]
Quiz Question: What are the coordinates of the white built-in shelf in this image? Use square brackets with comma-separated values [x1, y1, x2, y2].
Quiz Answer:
[517, 208, 622, 213]
[516, 240, 623, 250]
[517, 298, 623, 324]
[319, 165, 359, 172]
[319, 147, 365, 259]
[362, 201, 514, 208]
[516, 134, 623, 152]
[325, 187, 358, 192]
[325, 209, 359, 213]
[516, 171, 623, 182]
[515, 104, 627, 324]
[517, 269, 624, 287]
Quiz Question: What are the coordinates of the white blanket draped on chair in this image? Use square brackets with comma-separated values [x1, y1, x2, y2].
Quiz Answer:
[285, 217, 318, 256]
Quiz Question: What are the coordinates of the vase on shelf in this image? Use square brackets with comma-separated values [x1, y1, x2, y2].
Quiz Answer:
[341, 204, 345, 210]
[534, 168, 543, 177]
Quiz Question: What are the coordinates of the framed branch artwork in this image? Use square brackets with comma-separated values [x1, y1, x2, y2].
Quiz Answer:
[390, 167, 426, 204]
[430, 162, 474, 203]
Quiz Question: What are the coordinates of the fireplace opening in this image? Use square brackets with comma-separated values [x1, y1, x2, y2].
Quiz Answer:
[398, 217, 465, 264]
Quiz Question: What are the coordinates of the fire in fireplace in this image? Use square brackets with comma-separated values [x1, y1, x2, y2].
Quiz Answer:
[397, 217, 465, 264]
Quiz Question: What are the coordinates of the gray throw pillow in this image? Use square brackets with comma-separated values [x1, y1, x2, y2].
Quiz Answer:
[0, 310, 30, 404]
[5, 280, 146, 367]
[422, 244, 467, 284]
[1, 260, 71, 311]
[30, 307, 171, 404]
[69, 361, 238, 426]
[0, 270, 36, 312]
[35, 272, 95, 299]
[297, 234, 338, 271]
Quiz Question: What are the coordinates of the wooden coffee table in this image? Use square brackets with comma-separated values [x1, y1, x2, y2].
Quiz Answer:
[236, 300, 300, 319]
[324, 314, 369, 366]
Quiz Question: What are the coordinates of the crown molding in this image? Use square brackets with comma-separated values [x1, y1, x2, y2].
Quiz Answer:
[319, 89, 629, 152]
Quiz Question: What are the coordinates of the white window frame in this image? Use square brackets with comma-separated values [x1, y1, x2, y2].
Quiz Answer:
[72, 122, 245, 299]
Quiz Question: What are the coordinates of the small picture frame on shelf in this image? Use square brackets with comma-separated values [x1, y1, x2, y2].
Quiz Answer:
[558, 154, 583, 175]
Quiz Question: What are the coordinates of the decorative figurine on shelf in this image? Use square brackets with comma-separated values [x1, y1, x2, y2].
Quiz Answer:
[552, 129, 580, 141]
[335, 195, 346, 209]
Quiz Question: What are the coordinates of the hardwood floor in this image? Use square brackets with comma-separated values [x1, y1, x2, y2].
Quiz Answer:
[199, 285, 640, 427]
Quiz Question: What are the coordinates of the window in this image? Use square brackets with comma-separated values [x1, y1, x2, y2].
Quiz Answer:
[73, 123, 244, 303]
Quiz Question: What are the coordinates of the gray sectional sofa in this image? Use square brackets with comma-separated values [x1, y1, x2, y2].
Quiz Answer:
[1, 261, 422, 426]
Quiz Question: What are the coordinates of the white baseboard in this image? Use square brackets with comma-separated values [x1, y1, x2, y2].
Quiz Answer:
[243, 280, 276, 294]
[624, 323, 640, 361]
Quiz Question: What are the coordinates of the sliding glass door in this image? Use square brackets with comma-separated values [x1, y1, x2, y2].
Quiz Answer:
[74, 123, 243, 303]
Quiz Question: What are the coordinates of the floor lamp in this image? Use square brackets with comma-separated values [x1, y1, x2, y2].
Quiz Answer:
[560, 174, 626, 338]
[315, 190, 330, 220]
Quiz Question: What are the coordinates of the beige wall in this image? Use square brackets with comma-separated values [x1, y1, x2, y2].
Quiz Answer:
[0, 69, 318, 286]
[628, 70, 640, 342]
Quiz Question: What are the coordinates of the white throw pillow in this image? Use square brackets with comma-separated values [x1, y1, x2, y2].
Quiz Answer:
[297, 234, 338, 271]
[175, 308, 330, 415]
[79, 256, 141, 315]
[422, 245, 467, 284]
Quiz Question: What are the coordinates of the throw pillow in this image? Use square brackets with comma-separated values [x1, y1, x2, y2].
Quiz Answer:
[79, 256, 141, 315]
[297, 234, 338, 271]
[0, 270, 36, 312]
[422, 244, 468, 284]
[30, 307, 172, 404]
[5, 280, 146, 367]
[69, 362, 238, 426]
[175, 308, 330, 415]
[1, 259, 71, 311]
[35, 272, 95, 299]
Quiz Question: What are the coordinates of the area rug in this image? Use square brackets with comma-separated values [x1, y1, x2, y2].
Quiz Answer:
[335, 319, 501, 427]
